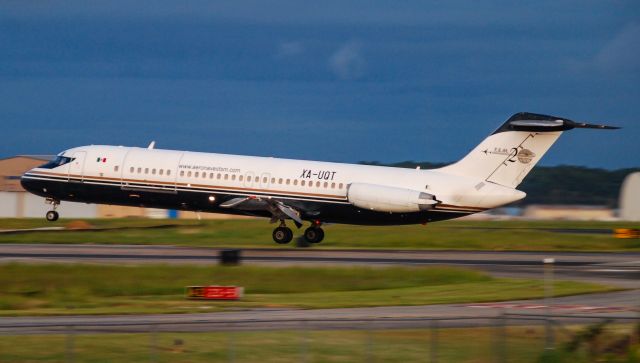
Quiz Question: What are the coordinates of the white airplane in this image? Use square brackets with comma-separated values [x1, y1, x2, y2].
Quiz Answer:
[21, 112, 617, 244]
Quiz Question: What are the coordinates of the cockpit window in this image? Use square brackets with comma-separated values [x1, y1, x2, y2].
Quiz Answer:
[38, 156, 75, 169]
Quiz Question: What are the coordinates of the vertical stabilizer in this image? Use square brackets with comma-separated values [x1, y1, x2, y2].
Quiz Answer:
[437, 112, 619, 188]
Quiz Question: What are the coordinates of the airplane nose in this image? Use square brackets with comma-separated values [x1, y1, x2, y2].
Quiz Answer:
[21, 171, 37, 193]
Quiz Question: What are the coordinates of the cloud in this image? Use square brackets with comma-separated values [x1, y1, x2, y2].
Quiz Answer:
[328, 41, 365, 80]
[275, 41, 304, 59]
[568, 23, 640, 74]
[592, 23, 640, 72]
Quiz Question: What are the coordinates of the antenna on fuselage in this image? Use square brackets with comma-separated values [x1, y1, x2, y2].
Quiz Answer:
[147, 141, 156, 149]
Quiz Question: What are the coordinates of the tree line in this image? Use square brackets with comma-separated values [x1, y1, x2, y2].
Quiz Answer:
[360, 161, 639, 207]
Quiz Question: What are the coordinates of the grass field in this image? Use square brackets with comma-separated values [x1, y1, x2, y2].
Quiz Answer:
[0, 263, 614, 316]
[0, 329, 549, 363]
[2, 325, 638, 362]
[0, 218, 639, 250]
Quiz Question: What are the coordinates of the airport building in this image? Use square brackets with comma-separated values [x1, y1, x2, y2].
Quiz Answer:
[619, 172, 640, 221]
[1, 155, 136, 218]
[522, 204, 615, 221]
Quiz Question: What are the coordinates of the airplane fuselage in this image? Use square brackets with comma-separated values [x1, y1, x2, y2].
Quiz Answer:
[20, 112, 617, 244]
[21, 145, 511, 225]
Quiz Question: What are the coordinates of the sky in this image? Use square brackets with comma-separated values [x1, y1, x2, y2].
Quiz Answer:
[1, 1, 639, 168]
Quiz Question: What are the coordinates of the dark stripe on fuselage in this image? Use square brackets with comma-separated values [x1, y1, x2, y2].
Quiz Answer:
[24, 171, 487, 213]
[21, 174, 474, 225]
[24, 171, 350, 204]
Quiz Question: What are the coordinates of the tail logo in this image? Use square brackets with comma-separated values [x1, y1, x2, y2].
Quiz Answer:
[482, 147, 536, 164]
[517, 149, 535, 164]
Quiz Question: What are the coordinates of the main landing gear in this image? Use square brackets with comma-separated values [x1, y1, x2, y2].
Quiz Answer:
[272, 223, 294, 244]
[271, 221, 325, 244]
[303, 226, 324, 244]
[45, 198, 60, 222]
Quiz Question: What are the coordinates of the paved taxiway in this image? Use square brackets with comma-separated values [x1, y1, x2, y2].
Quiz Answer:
[1, 290, 638, 334]
[1, 244, 639, 287]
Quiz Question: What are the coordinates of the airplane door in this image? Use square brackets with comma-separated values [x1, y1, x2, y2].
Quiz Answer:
[67, 151, 86, 182]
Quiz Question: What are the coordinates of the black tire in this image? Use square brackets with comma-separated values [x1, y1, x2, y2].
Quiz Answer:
[304, 227, 324, 243]
[46, 210, 59, 222]
[273, 226, 293, 244]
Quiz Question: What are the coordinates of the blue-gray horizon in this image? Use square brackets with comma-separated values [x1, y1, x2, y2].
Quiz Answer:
[1, 1, 638, 168]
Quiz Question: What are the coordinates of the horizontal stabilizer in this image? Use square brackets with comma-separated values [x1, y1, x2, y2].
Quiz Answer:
[495, 112, 620, 134]
[571, 121, 620, 130]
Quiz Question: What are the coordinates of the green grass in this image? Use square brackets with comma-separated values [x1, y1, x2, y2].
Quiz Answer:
[1, 218, 639, 250]
[0, 263, 614, 316]
[0, 329, 543, 363]
[2, 325, 637, 363]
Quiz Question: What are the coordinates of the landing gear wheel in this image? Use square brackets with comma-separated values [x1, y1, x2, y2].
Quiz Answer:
[272, 226, 293, 244]
[304, 227, 324, 243]
[46, 210, 59, 222]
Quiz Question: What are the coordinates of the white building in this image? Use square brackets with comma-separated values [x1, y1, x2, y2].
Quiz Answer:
[619, 172, 640, 221]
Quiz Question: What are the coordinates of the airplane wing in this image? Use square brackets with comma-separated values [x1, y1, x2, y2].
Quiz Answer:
[220, 196, 304, 227]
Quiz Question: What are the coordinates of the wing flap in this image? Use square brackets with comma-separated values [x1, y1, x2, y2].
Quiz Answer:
[220, 196, 304, 227]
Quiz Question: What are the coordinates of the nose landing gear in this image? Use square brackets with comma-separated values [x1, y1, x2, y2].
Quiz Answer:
[45, 198, 60, 222]
[46, 210, 59, 222]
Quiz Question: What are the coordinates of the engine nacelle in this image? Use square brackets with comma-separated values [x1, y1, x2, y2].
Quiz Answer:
[347, 183, 438, 213]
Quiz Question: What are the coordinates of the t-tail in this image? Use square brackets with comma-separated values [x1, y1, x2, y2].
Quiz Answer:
[437, 112, 620, 188]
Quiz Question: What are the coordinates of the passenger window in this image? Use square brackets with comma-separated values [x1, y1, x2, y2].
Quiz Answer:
[309, 182, 313, 188]
[278, 178, 283, 184]
[224, 174, 229, 180]
[316, 181, 320, 187]
[187, 171, 192, 177]
[239, 175, 244, 182]
[138, 167, 142, 173]
[331, 182, 335, 189]
[231, 174, 235, 181]
[293, 179, 297, 186]
[130, 167, 134, 173]
[324, 182, 328, 188]
[145, 168, 149, 174]
[202, 172, 206, 179]
[180, 171, 184, 177]
[271, 177, 275, 184]
[167, 170, 171, 176]
[301, 180, 305, 186]
[254, 176, 259, 182]
[195, 172, 199, 178]
[263, 177, 267, 183]
[339, 183, 344, 189]
[152, 169, 156, 175]
[209, 173, 214, 179]
[159, 169, 164, 176]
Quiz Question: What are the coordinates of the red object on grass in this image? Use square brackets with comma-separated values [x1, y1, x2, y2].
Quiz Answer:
[186, 286, 244, 300]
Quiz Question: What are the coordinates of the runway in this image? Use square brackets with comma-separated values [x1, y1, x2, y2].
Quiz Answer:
[1, 243, 639, 334]
[1, 243, 639, 286]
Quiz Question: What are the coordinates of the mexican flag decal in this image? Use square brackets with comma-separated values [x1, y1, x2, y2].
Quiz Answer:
[96, 157, 107, 163]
